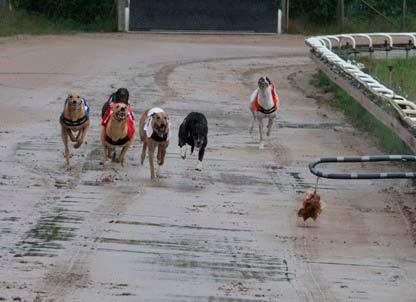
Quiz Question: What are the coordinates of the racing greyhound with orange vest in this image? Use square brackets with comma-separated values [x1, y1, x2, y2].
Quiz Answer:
[249, 76, 279, 149]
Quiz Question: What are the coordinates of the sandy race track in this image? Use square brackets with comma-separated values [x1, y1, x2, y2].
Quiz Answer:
[0, 33, 415, 301]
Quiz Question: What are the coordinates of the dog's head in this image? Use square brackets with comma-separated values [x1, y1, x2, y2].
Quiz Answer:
[258, 76, 272, 90]
[66, 93, 83, 110]
[111, 103, 128, 121]
[151, 111, 169, 135]
[192, 123, 207, 148]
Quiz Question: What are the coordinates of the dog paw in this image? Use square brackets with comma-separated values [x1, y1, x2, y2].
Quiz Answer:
[73, 142, 82, 149]
[195, 161, 203, 171]
[180, 147, 187, 160]
[259, 142, 265, 149]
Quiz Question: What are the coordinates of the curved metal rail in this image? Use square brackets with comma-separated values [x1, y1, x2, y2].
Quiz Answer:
[305, 33, 416, 128]
[309, 155, 416, 179]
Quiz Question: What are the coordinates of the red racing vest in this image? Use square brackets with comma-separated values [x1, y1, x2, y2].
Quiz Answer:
[102, 103, 136, 141]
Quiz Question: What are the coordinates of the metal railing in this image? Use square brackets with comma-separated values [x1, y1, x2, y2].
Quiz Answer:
[309, 155, 416, 179]
[305, 33, 416, 129]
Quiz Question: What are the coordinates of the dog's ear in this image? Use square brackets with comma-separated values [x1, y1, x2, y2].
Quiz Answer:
[265, 77, 272, 85]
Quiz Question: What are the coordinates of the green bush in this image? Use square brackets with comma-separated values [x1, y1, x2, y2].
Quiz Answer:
[290, 0, 416, 32]
[12, 0, 115, 25]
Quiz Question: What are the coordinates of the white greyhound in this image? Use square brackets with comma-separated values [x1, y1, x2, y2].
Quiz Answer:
[249, 76, 279, 149]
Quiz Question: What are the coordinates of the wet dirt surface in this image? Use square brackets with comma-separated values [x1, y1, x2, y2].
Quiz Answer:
[0, 33, 415, 301]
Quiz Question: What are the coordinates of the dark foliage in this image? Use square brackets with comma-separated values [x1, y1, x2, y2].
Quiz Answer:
[12, 0, 115, 24]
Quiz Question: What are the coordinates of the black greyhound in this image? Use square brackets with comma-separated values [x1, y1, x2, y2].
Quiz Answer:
[178, 112, 208, 171]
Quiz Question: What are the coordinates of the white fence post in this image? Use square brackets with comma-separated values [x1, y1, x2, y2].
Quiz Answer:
[125, 7, 129, 32]
[277, 9, 282, 34]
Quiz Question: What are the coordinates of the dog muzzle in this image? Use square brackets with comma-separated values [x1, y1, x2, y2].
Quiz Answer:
[114, 111, 127, 121]
[156, 124, 166, 132]
[70, 102, 81, 110]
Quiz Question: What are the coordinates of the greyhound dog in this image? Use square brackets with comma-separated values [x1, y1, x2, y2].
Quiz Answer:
[59, 93, 90, 167]
[249, 76, 279, 149]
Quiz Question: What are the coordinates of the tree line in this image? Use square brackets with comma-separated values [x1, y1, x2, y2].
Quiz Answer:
[290, 0, 415, 23]
[9, 0, 416, 26]
[11, 0, 115, 24]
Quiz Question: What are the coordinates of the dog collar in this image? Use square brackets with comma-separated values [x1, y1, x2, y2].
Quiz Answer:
[60, 98, 90, 127]
[105, 134, 130, 146]
[151, 132, 168, 142]
[60, 113, 89, 127]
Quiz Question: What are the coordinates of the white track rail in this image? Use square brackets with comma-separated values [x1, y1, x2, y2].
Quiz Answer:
[306, 33, 416, 129]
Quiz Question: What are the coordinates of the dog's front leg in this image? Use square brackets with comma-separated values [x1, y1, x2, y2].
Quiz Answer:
[74, 125, 88, 149]
[140, 142, 147, 165]
[196, 145, 206, 171]
[258, 118, 264, 140]
[100, 126, 106, 146]
[266, 117, 274, 137]
[148, 142, 157, 180]
[101, 145, 108, 165]
[157, 145, 162, 165]
[61, 127, 70, 167]
[156, 143, 168, 178]
[67, 129, 77, 142]
[118, 145, 130, 167]
[249, 111, 256, 134]
[258, 117, 264, 149]
[157, 143, 167, 166]
[180, 145, 187, 159]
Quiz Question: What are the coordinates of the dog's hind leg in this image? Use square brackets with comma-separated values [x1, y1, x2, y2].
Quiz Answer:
[140, 142, 147, 165]
[266, 117, 274, 137]
[61, 128, 70, 167]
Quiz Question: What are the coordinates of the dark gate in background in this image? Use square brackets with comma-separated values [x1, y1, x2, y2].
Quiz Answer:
[129, 0, 278, 33]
